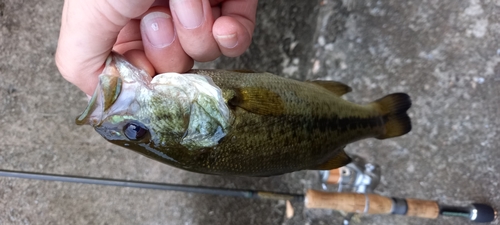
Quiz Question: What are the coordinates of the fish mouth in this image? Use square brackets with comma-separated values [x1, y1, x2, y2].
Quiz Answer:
[75, 75, 122, 126]
[75, 87, 100, 125]
[76, 52, 149, 126]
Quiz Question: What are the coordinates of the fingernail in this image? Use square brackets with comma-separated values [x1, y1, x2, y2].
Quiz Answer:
[141, 12, 175, 48]
[171, 0, 204, 29]
[216, 33, 238, 49]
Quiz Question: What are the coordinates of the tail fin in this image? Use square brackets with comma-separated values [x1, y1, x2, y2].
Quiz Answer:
[371, 93, 412, 139]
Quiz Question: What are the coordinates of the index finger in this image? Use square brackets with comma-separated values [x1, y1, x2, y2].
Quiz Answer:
[55, 0, 155, 95]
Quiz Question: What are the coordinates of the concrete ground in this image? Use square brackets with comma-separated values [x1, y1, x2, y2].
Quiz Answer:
[1, 0, 499, 224]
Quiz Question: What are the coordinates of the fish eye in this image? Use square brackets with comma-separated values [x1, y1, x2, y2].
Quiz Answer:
[123, 122, 149, 141]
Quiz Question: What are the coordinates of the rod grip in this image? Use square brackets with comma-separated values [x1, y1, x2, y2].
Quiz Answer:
[305, 190, 393, 214]
[305, 190, 440, 219]
[405, 198, 440, 219]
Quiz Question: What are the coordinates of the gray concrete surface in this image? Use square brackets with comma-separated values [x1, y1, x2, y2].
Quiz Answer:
[1, 0, 499, 224]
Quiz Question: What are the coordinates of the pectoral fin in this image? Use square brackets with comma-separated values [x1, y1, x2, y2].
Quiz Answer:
[310, 150, 352, 170]
[228, 88, 285, 116]
[307, 80, 352, 96]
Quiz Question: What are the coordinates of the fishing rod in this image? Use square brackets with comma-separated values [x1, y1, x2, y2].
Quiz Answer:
[0, 168, 495, 223]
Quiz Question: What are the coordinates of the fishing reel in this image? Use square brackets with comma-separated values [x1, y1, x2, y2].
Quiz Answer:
[319, 154, 497, 224]
[320, 155, 380, 193]
[319, 155, 381, 225]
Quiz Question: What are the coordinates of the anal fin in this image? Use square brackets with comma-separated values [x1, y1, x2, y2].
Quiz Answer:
[310, 150, 352, 170]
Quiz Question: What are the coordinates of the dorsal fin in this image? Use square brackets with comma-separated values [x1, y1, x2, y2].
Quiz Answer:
[228, 87, 285, 116]
[309, 150, 351, 170]
[307, 80, 352, 96]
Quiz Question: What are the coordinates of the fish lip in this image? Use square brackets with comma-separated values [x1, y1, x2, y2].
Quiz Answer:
[75, 52, 149, 126]
[75, 81, 104, 126]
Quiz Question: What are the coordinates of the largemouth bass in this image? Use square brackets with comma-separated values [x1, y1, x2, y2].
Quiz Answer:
[76, 52, 412, 176]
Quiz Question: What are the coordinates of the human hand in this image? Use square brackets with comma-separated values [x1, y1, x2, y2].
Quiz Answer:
[56, 0, 258, 96]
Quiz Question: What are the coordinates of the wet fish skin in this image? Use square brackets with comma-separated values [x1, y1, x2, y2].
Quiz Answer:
[77, 53, 411, 176]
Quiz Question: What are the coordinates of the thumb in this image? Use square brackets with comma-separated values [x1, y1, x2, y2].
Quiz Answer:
[56, 0, 154, 95]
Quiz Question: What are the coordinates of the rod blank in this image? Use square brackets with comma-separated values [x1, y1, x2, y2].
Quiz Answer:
[0, 169, 303, 201]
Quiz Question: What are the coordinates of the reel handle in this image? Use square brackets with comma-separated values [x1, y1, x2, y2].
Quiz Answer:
[323, 168, 342, 184]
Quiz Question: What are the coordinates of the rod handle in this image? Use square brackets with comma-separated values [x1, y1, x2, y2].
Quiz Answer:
[305, 190, 440, 219]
